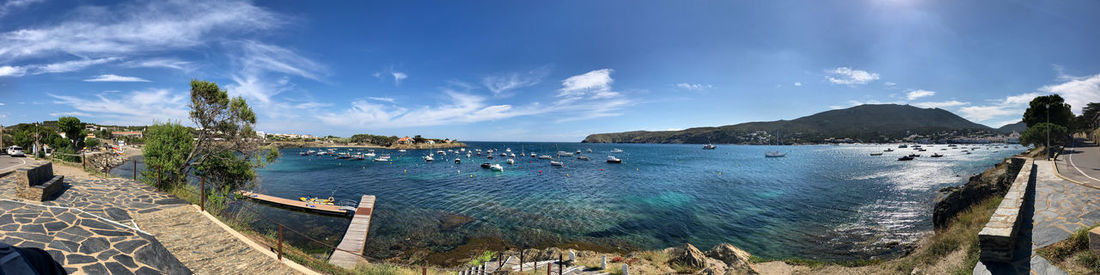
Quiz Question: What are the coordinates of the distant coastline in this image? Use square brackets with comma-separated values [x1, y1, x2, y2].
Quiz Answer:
[269, 140, 466, 150]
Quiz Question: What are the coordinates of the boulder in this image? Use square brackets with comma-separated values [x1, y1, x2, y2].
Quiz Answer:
[666, 243, 707, 270]
[704, 243, 757, 274]
[932, 158, 1021, 229]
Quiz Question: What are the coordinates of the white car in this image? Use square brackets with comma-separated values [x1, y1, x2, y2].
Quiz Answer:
[6, 146, 25, 157]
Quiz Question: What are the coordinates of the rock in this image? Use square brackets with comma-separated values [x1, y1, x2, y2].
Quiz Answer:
[932, 158, 1020, 229]
[621, 263, 629, 275]
[601, 255, 607, 269]
[666, 243, 707, 270]
[704, 243, 757, 274]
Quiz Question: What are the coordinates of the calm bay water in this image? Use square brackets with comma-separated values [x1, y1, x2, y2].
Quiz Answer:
[149, 142, 1025, 262]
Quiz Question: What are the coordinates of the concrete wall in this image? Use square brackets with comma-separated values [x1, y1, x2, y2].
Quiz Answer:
[978, 157, 1034, 262]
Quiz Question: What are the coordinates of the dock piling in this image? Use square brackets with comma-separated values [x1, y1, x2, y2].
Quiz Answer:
[278, 224, 283, 261]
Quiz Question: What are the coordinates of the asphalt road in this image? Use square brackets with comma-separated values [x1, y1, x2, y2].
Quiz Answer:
[1056, 139, 1100, 189]
[0, 154, 29, 174]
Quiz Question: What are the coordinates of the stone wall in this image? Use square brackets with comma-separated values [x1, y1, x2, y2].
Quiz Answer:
[13, 162, 64, 201]
[977, 157, 1034, 262]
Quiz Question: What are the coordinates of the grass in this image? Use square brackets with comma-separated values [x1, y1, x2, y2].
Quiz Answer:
[1037, 224, 1100, 274]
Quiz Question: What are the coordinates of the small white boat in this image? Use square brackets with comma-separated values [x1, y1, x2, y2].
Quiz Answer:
[364, 152, 377, 157]
[577, 156, 590, 161]
[530, 153, 537, 157]
[455, 158, 461, 164]
[374, 155, 391, 162]
[550, 160, 564, 166]
[538, 155, 553, 160]
[586, 148, 592, 153]
[398, 149, 407, 153]
[606, 156, 622, 163]
[423, 155, 434, 162]
[506, 158, 515, 165]
[490, 164, 504, 172]
[509, 153, 516, 158]
[506, 148, 511, 153]
[702, 144, 716, 150]
[610, 148, 623, 153]
[765, 151, 786, 158]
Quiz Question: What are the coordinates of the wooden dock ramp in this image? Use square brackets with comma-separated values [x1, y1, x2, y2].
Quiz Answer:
[328, 195, 376, 268]
[236, 191, 349, 215]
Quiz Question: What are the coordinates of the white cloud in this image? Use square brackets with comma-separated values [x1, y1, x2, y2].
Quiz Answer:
[0, 0, 43, 18]
[884, 82, 897, 87]
[367, 97, 396, 103]
[84, 74, 150, 82]
[123, 58, 191, 71]
[559, 68, 618, 101]
[225, 41, 325, 104]
[392, 72, 407, 86]
[48, 89, 189, 125]
[483, 67, 549, 96]
[675, 83, 712, 91]
[1038, 73, 1100, 114]
[912, 100, 968, 109]
[905, 89, 935, 100]
[956, 92, 1042, 123]
[793, 82, 802, 87]
[0, 0, 281, 62]
[0, 102, 5, 106]
[0, 65, 25, 77]
[826, 67, 880, 85]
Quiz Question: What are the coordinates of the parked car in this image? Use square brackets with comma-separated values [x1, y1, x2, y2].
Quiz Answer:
[6, 146, 25, 157]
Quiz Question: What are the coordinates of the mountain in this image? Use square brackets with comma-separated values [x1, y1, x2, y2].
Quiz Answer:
[582, 104, 997, 144]
[996, 121, 1027, 134]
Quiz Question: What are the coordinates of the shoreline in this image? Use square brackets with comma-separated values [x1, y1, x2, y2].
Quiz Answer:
[269, 141, 467, 150]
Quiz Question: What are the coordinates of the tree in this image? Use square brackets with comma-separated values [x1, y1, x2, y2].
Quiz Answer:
[1019, 122, 1068, 147]
[155, 80, 278, 192]
[413, 135, 425, 144]
[57, 116, 85, 150]
[12, 129, 32, 149]
[142, 122, 194, 189]
[84, 138, 100, 149]
[1023, 95, 1074, 129]
[1082, 102, 1100, 130]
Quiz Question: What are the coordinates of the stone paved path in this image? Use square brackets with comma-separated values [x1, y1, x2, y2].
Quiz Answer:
[134, 205, 299, 275]
[0, 199, 190, 274]
[1033, 160, 1100, 249]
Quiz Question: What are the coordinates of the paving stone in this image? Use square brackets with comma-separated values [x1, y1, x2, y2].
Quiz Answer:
[97, 248, 121, 261]
[42, 221, 69, 232]
[106, 261, 135, 275]
[20, 223, 46, 234]
[114, 239, 147, 254]
[134, 267, 159, 275]
[47, 239, 80, 252]
[81, 218, 118, 230]
[44, 249, 64, 264]
[67, 254, 97, 264]
[79, 237, 110, 254]
[81, 262, 108, 274]
[114, 254, 137, 268]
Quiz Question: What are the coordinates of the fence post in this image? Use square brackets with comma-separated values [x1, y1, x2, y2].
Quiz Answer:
[133, 160, 137, 180]
[156, 169, 161, 187]
[559, 253, 563, 275]
[81, 152, 85, 170]
[200, 177, 206, 212]
[421, 266, 426, 275]
[547, 262, 551, 275]
[277, 224, 283, 261]
[520, 251, 524, 272]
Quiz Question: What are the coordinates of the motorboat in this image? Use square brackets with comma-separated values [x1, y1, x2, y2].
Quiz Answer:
[550, 160, 564, 166]
[538, 155, 553, 160]
[509, 153, 516, 158]
[765, 151, 786, 158]
[374, 155, 391, 162]
[398, 149, 407, 153]
[506, 158, 515, 165]
[490, 163, 504, 171]
[481, 163, 492, 169]
[908, 154, 921, 158]
[557, 151, 574, 157]
[530, 153, 537, 157]
[703, 144, 717, 150]
[577, 156, 590, 161]
[931, 153, 943, 158]
[424, 155, 434, 162]
[899, 144, 908, 148]
[898, 156, 915, 161]
[611, 148, 624, 153]
[606, 156, 622, 163]
[870, 152, 883, 156]
[884, 148, 894, 152]
[586, 148, 593, 153]
[455, 158, 461, 164]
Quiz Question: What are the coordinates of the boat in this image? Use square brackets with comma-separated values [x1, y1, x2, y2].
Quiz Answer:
[899, 144, 908, 148]
[897, 156, 915, 161]
[575, 150, 582, 155]
[500, 152, 507, 157]
[424, 155, 434, 162]
[606, 156, 622, 163]
[364, 152, 376, 157]
[374, 155, 391, 162]
[586, 148, 592, 153]
[298, 196, 335, 205]
[765, 151, 786, 158]
[908, 154, 921, 158]
[557, 151, 574, 157]
[351, 154, 365, 161]
[506, 158, 515, 165]
[398, 149, 406, 153]
[870, 152, 883, 156]
[538, 155, 553, 160]
[506, 148, 511, 153]
[577, 156, 590, 161]
[931, 153, 943, 158]
[481, 163, 492, 169]
[530, 153, 537, 157]
[455, 158, 461, 164]
[490, 164, 504, 171]
[703, 144, 717, 150]
[550, 160, 564, 166]
[884, 148, 894, 152]
[611, 148, 624, 153]
[509, 153, 516, 158]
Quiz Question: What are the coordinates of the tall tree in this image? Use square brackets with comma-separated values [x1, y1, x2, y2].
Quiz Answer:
[1082, 102, 1100, 130]
[1022, 95, 1074, 129]
[57, 116, 84, 150]
[142, 122, 194, 189]
[1019, 122, 1068, 147]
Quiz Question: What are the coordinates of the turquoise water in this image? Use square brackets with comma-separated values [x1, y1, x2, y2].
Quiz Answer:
[230, 142, 1025, 262]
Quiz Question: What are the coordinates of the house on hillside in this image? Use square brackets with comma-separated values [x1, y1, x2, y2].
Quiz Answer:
[396, 136, 412, 145]
[112, 131, 143, 138]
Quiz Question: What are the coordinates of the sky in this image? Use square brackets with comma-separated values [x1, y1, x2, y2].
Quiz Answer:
[1, 0, 1099, 141]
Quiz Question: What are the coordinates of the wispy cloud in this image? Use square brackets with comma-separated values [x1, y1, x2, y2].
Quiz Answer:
[483, 67, 550, 96]
[793, 82, 802, 87]
[0, 65, 25, 77]
[956, 92, 1042, 122]
[1039, 73, 1100, 114]
[558, 68, 618, 101]
[826, 67, 880, 85]
[675, 82, 713, 91]
[225, 41, 325, 104]
[367, 97, 396, 103]
[392, 72, 407, 86]
[905, 89, 935, 100]
[84, 74, 150, 82]
[912, 100, 968, 109]
[884, 82, 897, 87]
[0, 0, 43, 18]
[122, 58, 192, 72]
[48, 89, 189, 125]
[0, 0, 281, 62]
[0, 58, 120, 77]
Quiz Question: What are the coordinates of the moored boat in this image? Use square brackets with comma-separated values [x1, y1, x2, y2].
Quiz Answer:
[607, 156, 622, 163]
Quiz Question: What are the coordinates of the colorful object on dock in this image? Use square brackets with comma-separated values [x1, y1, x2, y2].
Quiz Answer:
[237, 191, 348, 215]
[299, 196, 335, 205]
[328, 195, 376, 268]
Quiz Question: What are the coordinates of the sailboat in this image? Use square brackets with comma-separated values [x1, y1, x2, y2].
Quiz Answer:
[550, 144, 564, 166]
[764, 131, 786, 158]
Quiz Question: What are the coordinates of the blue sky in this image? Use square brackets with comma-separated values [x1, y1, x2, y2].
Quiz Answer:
[1, 0, 1099, 141]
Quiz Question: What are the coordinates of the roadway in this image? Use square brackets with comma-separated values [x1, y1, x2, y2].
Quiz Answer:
[0, 154, 30, 176]
[1054, 138, 1100, 189]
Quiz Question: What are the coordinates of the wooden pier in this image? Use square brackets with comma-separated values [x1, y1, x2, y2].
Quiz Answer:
[328, 195, 376, 268]
[236, 191, 351, 215]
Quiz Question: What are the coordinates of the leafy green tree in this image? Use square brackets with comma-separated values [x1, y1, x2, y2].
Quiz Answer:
[1082, 102, 1100, 130]
[413, 134, 425, 144]
[12, 129, 32, 149]
[1019, 122, 1068, 147]
[142, 122, 194, 189]
[57, 116, 84, 150]
[1023, 95, 1074, 129]
[84, 138, 100, 150]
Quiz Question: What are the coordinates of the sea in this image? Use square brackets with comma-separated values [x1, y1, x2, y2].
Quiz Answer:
[113, 142, 1027, 262]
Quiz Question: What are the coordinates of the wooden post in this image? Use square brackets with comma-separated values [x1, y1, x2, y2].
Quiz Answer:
[547, 262, 551, 275]
[559, 253, 563, 275]
[277, 224, 283, 261]
[520, 251, 524, 272]
[200, 177, 206, 212]
[421, 266, 426, 275]
[133, 160, 137, 180]
[156, 169, 161, 187]
[81, 152, 85, 170]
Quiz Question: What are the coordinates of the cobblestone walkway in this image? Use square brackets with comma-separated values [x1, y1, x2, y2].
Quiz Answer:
[41, 176, 189, 224]
[0, 200, 190, 274]
[1033, 160, 1100, 247]
[133, 205, 299, 275]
